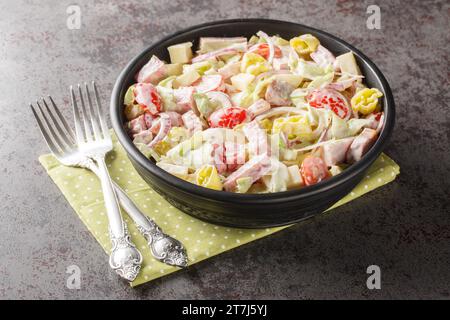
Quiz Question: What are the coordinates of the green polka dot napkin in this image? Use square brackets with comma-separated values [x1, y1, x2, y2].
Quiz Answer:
[38, 132, 399, 287]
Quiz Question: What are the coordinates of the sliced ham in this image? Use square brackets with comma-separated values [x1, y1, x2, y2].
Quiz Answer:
[191, 47, 240, 64]
[321, 137, 354, 167]
[143, 112, 154, 128]
[133, 129, 153, 144]
[223, 141, 246, 172]
[265, 80, 295, 106]
[127, 114, 147, 135]
[346, 128, 378, 163]
[310, 45, 337, 69]
[212, 143, 227, 174]
[210, 141, 245, 174]
[194, 75, 224, 93]
[223, 154, 272, 192]
[247, 99, 271, 118]
[134, 83, 162, 115]
[136, 55, 166, 84]
[182, 110, 206, 133]
[243, 121, 269, 157]
[173, 87, 195, 113]
[159, 111, 183, 127]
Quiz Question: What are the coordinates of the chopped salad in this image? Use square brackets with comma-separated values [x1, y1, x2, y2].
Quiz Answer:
[123, 32, 384, 193]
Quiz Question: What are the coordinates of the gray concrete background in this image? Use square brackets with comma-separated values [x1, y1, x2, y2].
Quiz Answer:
[0, 0, 449, 299]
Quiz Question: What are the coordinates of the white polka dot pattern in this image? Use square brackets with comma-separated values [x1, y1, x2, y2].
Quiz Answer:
[38, 131, 400, 287]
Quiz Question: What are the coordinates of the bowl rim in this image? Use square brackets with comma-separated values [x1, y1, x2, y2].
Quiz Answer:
[110, 18, 395, 204]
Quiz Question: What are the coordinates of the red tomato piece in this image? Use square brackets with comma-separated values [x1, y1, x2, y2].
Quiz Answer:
[248, 43, 282, 60]
[134, 83, 162, 115]
[300, 156, 330, 186]
[208, 107, 249, 129]
[306, 88, 350, 120]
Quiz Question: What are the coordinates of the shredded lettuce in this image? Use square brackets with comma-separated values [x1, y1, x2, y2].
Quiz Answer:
[308, 71, 335, 89]
[262, 158, 289, 192]
[236, 177, 253, 193]
[193, 93, 215, 118]
[290, 88, 310, 108]
[156, 86, 177, 111]
[157, 76, 177, 88]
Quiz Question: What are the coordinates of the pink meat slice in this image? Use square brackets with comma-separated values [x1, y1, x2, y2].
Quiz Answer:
[143, 112, 154, 128]
[136, 55, 166, 84]
[182, 110, 205, 133]
[321, 137, 355, 167]
[134, 83, 161, 115]
[212, 141, 246, 174]
[159, 111, 183, 127]
[243, 121, 270, 156]
[174, 87, 195, 113]
[127, 114, 147, 135]
[133, 129, 153, 144]
[212, 144, 228, 174]
[194, 75, 224, 93]
[223, 154, 272, 192]
[310, 45, 336, 69]
[265, 80, 295, 106]
[247, 99, 271, 118]
[191, 47, 239, 63]
[346, 128, 378, 163]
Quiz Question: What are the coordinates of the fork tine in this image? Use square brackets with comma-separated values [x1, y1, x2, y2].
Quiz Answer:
[77, 84, 94, 143]
[48, 95, 76, 142]
[41, 97, 74, 146]
[92, 81, 110, 140]
[84, 82, 103, 140]
[71, 85, 85, 144]
[36, 100, 72, 153]
[31, 103, 63, 158]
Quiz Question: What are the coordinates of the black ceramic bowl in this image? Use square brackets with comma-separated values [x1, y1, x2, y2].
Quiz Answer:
[111, 19, 395, 228]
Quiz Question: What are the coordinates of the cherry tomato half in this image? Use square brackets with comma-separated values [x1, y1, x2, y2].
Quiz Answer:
[300, 156, 330, 186]
[248, 43, 282, 60]
[208, 107, 249, 129]
[307, 88, 350, 120]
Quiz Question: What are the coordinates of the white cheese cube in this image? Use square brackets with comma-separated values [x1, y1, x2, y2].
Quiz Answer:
[167, 42, 193, 64]
[287, 165, 304, 188]
[230, 73, 255, 92]
[174, 69, 200, 88]
[336, 52, 361, 76]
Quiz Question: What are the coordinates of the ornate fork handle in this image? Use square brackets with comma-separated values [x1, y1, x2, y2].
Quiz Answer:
[83, 159, 188, 268]
[137, 216, 188, 267]
[91, 155, 143, 281]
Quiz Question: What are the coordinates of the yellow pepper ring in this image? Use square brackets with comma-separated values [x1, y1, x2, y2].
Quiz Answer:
[241, 52, 269, 76]
[290, 34, 320, 55]
[351, 88, 383, 115]
[196, 165, 223, 191]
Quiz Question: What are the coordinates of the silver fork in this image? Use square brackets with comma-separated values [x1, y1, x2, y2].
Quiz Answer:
[32, 87, 188, 270]
[32, 83, 188, 269]
[73, 84, 187, 268]
[30, 83, 186, 280]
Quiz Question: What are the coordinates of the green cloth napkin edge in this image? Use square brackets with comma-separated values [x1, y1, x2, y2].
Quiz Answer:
[38, 151, 399, 287]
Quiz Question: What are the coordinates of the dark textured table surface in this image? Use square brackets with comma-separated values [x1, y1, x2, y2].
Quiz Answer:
[0, 0, 448, 299]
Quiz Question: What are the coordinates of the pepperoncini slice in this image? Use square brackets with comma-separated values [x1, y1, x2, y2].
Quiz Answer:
[195, 165, 223, 190]
[351, 88, 383, 115]
[290, 34, 320, 55]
